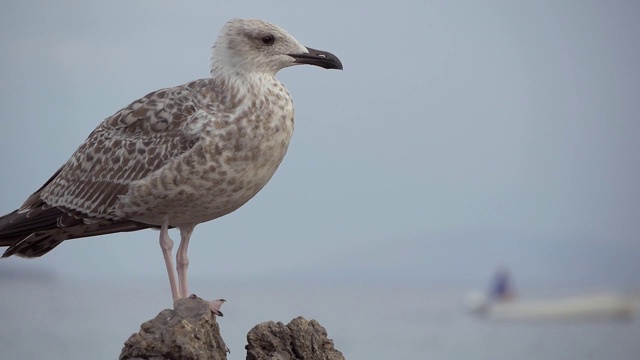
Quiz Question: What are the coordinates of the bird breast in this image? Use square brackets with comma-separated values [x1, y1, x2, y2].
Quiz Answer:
[122, 80, 295, 226]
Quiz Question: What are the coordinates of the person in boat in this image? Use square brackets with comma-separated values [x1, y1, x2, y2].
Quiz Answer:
[490, 267, 516, 302]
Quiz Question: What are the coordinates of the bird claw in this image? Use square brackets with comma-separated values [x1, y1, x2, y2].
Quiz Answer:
[206, 298, 226, 316]
[179, 295, 225, 316]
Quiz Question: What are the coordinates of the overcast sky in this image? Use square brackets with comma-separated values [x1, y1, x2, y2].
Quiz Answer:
[1, 1, 639, 289]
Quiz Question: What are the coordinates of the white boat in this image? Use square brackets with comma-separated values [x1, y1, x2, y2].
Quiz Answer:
[465, 291, 638, 322]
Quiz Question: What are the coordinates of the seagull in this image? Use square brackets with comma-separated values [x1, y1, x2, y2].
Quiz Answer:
[0, 18, 342, 312]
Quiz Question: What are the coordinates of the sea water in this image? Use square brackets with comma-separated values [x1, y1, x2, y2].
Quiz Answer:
[1, 274, 638, 360]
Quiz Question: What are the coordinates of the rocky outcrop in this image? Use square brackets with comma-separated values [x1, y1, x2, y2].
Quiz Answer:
[120, 296, 227, 360]
[120, 296, 344, 360]
[246, 317, 345, 360]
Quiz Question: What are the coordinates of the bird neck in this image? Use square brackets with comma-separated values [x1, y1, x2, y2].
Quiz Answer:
[211, 68, 278, 95]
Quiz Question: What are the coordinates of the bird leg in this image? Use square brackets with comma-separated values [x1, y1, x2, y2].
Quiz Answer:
[160, 217, 180, 303]
[177, 224, 195, 299]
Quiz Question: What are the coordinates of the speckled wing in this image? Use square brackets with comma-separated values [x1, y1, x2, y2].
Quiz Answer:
[0, 79, 213, 257]
[34, 83, 208, 219]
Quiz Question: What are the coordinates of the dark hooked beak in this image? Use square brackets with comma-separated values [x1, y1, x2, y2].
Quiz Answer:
[289, 47, 343, 70]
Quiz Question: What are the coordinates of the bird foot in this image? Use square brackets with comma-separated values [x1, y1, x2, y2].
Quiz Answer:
[206, 297, 227, 317]
[185, 294, 226, 316]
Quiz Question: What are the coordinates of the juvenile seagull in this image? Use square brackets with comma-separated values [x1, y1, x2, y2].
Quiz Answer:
[0, 18, 342, 310]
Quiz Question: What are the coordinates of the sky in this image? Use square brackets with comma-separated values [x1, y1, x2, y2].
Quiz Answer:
[1, 0, 639, 290]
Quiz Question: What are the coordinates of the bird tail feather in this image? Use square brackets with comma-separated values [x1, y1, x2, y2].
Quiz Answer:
[0, 207, 152, 258]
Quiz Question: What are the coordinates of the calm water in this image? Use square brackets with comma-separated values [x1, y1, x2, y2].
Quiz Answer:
[1, 275, 638, 360]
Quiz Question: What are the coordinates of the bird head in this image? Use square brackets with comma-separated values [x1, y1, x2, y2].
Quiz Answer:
[211, 18, 343, 76]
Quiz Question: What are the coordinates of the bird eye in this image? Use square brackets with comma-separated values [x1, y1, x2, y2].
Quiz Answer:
[261, 35, 275, 45]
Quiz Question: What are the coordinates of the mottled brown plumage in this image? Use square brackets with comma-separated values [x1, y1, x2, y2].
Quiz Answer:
[0, 18, 342, 304]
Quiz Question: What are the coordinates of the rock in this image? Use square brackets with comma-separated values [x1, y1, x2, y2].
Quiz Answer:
[246, 317, 345, 360]
[120, 298, 344, 360]
[120, 296, 228, 360]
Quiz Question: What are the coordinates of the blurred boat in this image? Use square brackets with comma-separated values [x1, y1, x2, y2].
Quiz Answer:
[465, 291, 638, 322]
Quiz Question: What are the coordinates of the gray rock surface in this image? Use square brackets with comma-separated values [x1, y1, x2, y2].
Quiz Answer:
[120, 296, 227, 360]
[246, 317, 345, 360]
[120, 297, 344, 360]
